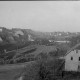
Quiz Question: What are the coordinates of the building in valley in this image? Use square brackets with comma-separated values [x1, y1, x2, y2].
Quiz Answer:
[64, 43, 80, 71]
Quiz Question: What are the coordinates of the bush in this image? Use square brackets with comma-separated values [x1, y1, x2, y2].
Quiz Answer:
[38, 57, 64, 80]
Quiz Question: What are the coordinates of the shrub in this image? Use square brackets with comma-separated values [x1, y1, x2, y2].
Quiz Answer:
[38, 56, 64, 80]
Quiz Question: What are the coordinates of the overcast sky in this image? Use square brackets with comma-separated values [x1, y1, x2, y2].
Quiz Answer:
[0, 1, 80, 32]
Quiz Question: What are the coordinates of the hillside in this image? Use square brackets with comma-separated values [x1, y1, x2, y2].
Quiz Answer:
[0, 27, 71, 65]
[0, 27, 77, 80]
[0, 27, 79, 49]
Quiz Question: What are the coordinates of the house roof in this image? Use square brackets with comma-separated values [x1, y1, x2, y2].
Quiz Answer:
[64, 43, 80, 57]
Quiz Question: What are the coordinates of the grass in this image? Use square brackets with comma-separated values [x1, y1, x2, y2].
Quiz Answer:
[0, 52, 64, 80]
[0, 64, 25, 80]
[0, 61, 36, 80]
[0, 44, 77, 80]
[0, 55, 80, 80]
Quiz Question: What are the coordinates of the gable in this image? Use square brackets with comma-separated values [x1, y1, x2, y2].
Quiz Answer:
[65, 43, 80, 57]
[65, 50, 80, 62]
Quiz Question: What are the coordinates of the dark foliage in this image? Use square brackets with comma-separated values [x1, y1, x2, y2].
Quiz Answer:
[21, 48, 36, 55]
[38, 57, 64, 80]
[69, 35, 80, 47]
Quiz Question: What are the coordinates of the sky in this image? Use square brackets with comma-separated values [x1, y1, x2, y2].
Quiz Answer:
[0, 1, 80, 32]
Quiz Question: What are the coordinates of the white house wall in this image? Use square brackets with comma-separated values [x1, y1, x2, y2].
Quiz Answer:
[65, 50, 80, 71]
[77, 50, 80, 71]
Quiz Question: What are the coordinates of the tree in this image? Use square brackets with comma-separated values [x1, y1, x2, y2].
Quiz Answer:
[69, 35, 80, 47]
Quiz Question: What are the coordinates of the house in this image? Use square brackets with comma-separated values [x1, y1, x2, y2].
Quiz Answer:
[64, 43, 80, 72]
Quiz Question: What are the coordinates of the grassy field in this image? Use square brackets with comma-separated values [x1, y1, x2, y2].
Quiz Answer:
[0, 61, 37, 80]
[0, 57, 80, 80]
[12, 45, 57, 63]
[0, 44, 74, 80]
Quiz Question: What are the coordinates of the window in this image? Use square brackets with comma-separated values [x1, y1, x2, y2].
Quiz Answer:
[71, 57, 73, 60]
[79, 57, 80, 61]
